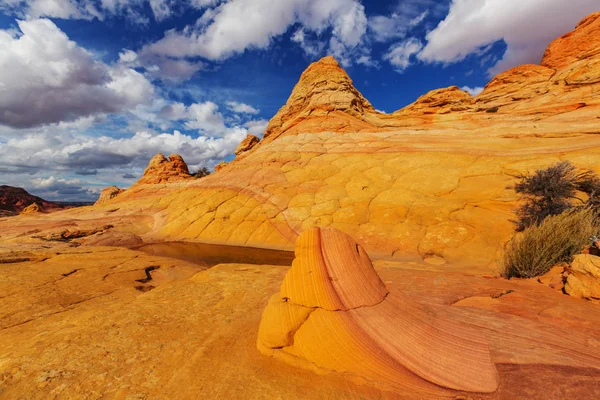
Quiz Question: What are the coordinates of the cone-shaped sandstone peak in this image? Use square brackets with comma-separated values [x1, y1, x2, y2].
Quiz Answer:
[262, 56, 375, 143]
[136, 153, 192, 185]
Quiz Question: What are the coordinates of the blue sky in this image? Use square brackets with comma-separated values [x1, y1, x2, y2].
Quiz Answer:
[0, 0, 598, 201]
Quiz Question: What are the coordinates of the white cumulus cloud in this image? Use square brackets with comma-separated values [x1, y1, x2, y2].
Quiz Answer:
[461, 86, 484, 96]
[226, 101, 259, 114]
[0, 19, 154, 129]
[419, 0, 600, 75]
[383, 37, 423, 72]
[142, 0, 368, 63]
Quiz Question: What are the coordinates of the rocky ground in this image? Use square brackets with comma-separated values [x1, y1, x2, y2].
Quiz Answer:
[0, 12, 600, 399]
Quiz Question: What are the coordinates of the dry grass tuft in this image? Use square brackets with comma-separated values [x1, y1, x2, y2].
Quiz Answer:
[502, 208, 599, 278]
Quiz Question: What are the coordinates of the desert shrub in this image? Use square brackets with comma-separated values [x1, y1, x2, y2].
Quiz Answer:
[513, 161, 600, 231]
[502, 208, 599, 278]
[192, 167, 211, 179]
[485, 107, 499, 113]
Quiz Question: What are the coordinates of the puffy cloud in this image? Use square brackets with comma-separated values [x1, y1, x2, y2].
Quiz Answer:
[419, 0, 600, 75]
[243, 119, 268, 137]
[0, 128, 247, 175]
[184, 102, 228, 134]
[226, 101, 259, 114]
[461, 86, 484, 96]
[383, 37, 423, 72]
[0, 19, 154, 129]
[291, 28, 326, 58]
[119, 49, 205, 82]
[142, 0, 368, 63]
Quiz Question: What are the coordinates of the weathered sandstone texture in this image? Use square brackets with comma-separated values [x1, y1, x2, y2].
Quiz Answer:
[234, 134, 260, 155]
[1, 14, 600, 398]
[19, 203, 41, 215]
[0, 225, 599, 398]
[258, 227, 499, 396]
[94, 186, 125, 205]
[136, 153, 192, 185]
[566, 254, 600, 300]
[542, 11, 600, 70]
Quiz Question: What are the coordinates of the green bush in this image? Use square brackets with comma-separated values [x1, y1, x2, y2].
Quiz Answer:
[502, 208, 600, 278]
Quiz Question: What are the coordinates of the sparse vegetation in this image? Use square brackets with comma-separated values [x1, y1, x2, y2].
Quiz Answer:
[502, 208, 599, 278]
[192, 167, 211, 179]
[502, 162, 600, 278]
[486, 106, 499, 113]
[512, 161, 600, 231]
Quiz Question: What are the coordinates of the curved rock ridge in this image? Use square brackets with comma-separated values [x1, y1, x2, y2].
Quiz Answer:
[95, 186, 125, 205]
[136, 153, 192, 185]
[542, 11, 600, 70]
[258, 227, 499, 395]
[395, 86, 474, 116]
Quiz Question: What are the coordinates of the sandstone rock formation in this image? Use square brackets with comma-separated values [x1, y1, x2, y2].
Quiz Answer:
[214, 161, 227, 172]
[0, 185, 64, 215]
[4, 13, 597, 269]
[566, 254, 600, 300]
[234, 134, 260, 155]
[262, 55, 377, 144]
[542, 11, 600, 70]
[0, 13, 600, 399]
[95, 186, 125, 205]
[136, 153, 192, 185]
[258, 227, 499, 395]
[19, 203, 41, 215]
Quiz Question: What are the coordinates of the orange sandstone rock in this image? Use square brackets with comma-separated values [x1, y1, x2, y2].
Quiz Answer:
[541, 11, 600, 70]
[235, 134, 260, 155]
[566, 254, 600, 300]
[262, 56, 376, 144]
[258, 227, 499, 395]
[136, 153, 192, 185]
[214, 161, 227, 172]
[19, 203, 41, 215]
[95, 185, 125, 205]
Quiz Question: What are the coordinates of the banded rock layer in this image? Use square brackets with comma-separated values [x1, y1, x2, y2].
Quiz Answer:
[258, 227, 499, 396]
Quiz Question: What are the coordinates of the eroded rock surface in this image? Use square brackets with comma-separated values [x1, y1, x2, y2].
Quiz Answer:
[19, 203, 41, 215]
[0, 185, 64, 215]
[136, 153, 192, 185]
[258, 228, 600, 397]
[95, 186, 125, 205]
[259, 228, 499, 395]
[235, 134, 260, 155]
[566, 254, 600, 300]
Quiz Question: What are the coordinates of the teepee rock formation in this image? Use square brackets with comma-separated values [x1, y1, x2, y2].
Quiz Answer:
[258, 227, 499, 395]
[262, 56, 377, 144]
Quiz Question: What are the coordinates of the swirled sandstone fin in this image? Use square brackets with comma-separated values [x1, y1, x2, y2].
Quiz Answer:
[258, 227, 499, 395]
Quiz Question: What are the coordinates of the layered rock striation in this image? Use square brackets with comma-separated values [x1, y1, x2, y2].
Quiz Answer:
[258, 227, 499, 395]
